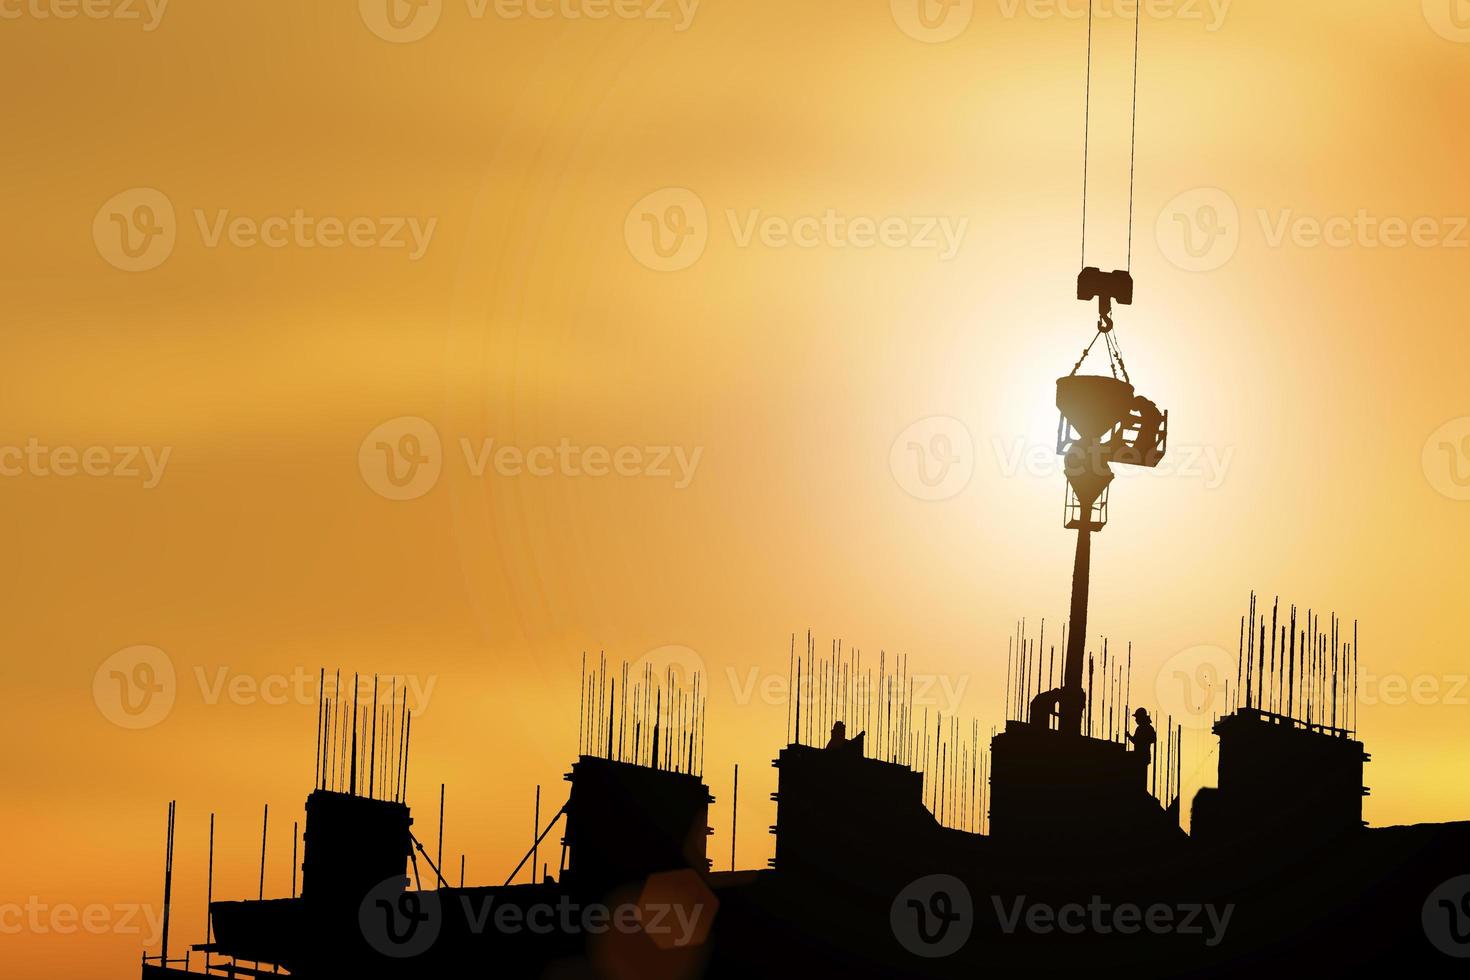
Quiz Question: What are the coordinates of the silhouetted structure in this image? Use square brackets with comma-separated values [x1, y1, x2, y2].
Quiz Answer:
[136, 625, 1470, 979]
[989, 719, 1185, 860]
[563, 754, 713, 889]
[1192, 708, 1368, 849]
[771, 742, 956, 882]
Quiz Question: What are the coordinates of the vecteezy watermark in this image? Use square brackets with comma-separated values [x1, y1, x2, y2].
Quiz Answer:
[995, 0, 1231, 32]
[1423, 417, 1470, 502]
[192, 668, 438, 711]
[0, 438, 171, 488]
[629, 644, 971, 716]
[361, 880, 442, 958]
[93, 649, 439, 730]
[990, 436, 1234, 489]
[1358, 672, 1470, 707]
[462, 439, 702, 488]
[359, 417, 444, 501]
[728, 665, 971, 716]
[0, 0, 169, 30]
[0, 898, 164, 942]
[463, 895, 710, 945]
[358, 0, 442, 41]
[193, 209, 436, 258]
[892, 875, 973, 957]
[1155, 644, 1233, 730]
[992, 895, 1234, 946]
[1423, 0, 1470, 44]
[359, 878, 711, 958]
[1423, 875, 1470, 958]
[891, 0, 974, 44]
[358, 0, 699, 43]
[1158, 187, 1470, 272]
[625, 188, 709, 272]
[1257, 210, 1470, 251]
[1156, 187, 1241, 273]
[726, 210, 968, 260]
[891, 416, 976, 502]
[633, 644, 707, 688]
[93, 646, 177, 730]
[93, 188, 177, 272]
[624, 188, 971, 271]
[93, 188, 437, 272]
[358, 417, 704, 501]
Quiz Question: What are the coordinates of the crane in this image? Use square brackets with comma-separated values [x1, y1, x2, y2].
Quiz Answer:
[1038, 4, 1169, 739]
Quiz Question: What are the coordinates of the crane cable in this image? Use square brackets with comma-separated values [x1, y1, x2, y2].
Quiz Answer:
[1126, 0, 1141, 270]
[1080, 0, 1142, 269]
[1069, 324, 1131, 385]
[1076, 0, 1142, 383]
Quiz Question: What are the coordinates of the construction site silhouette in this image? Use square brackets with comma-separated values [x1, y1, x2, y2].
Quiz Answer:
[132, 353, 1470, 976]
[132, 11, 1470, 978]
[135, 610, 1470, 977]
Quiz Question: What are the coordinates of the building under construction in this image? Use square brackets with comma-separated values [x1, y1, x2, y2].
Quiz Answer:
[133, 161, 1470, 980]
[131, 223, 1470, 980]
[130, 595, 1470, 980]
[133, 14, 1470, 976]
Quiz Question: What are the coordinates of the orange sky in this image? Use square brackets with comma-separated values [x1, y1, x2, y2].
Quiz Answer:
[4, 2, 1470, 976]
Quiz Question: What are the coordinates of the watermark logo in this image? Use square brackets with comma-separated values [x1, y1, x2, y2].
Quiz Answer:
[0, 898, 163, 941]
[0, 0, 169, 30]
[626, 188, 709, 272]
[626, 190, 968, 269]
[93, 646, 176, 730]
[632, 645, 706, 690]
[486, 0, 700, 28]
[993, 895, 1232, 945]
[890, 416, 974, 501]
[1359, 672, 1469, 707]
[1156, 187, 1239, 272]
[94, 188, 176, 272]
[994, 0, 1230, 32]
[360, 0, 443, 42]
[361, 425, 702, 500]
[192, 210, 437, 257]
[360, 417, 444, 501]
[1156, 644, 1232, 730]
[727, 664, 969, 715]
[726, 209, 968, 259]
[451, 887, 712, 945]
[360, 879, 442, 958]
[892, 874, 973, 957]
[460, 438, 701, 487]
[1423, 0, 1470, 43]
[1423, 875, 1470, 957]
[891, 0, 974, 43]
[1257, 210, 1469, 250]
[0, 439, 171, 488]
[95, 190, 437, 270]
[637, 869, 716, 948]
[1161, 199, 1468, 260]
[1423, 417, 1470, 501]
[991, 435, 1233, 489]
[93, 662, 437, 726]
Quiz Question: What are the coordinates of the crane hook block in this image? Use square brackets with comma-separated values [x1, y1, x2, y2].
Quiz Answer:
[1077, 267, 1133, 308]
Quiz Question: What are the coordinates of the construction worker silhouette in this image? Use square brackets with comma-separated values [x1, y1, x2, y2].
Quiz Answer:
[1029, 686, 1083, 730]
[1111, 395, 1166, 467]
[1127, 396, 1166, 463]
[1127, 708, 1156, 766]
[826, 721, 847, 749]
[825, 721, 866, 755]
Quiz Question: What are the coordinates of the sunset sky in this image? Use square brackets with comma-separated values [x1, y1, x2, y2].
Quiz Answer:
[4, 1, 1470, 975]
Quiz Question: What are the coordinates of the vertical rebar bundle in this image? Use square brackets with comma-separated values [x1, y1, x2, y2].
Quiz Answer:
[1233, 592, 1360, 735]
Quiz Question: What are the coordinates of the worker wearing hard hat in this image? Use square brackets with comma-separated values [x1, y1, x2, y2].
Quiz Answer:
[1127, 707, 1157, 766]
